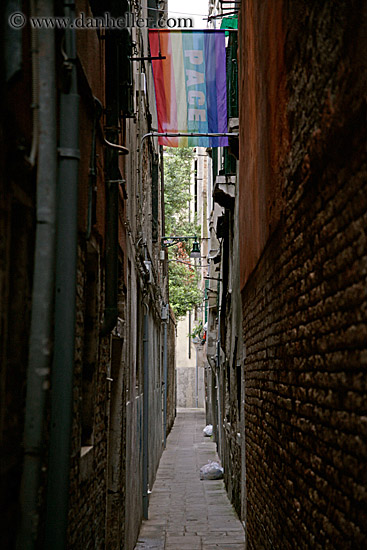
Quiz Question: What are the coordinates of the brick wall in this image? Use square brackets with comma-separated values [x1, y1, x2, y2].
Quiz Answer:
[223, 422, 242, 517]
[239, 1, 367, 548]
[65, 11, 110, 542]
[67, 240, 110, 549]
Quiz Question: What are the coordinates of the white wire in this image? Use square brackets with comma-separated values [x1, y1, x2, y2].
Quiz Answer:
[131, 2, 207, 17]
[167, 10, 207, 17]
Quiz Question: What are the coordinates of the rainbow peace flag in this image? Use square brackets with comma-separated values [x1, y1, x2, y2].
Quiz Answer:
[149, 30, 228, 147]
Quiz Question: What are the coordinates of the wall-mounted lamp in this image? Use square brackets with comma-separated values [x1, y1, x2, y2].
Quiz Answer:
[161, 235, 201, 259]
[189, 240, 201, 259]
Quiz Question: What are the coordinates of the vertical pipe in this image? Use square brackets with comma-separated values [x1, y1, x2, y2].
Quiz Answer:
[27, 0, 39, 167]
[163, 319, 168, 447]
[160, 145, 167, 280]
[142, 307, 149, 519]
[195, 346, 199, 408]
[160, 145, 165, 237]
[44, 1, 79, 548]
[17, 1, 57, 547]
[216, 300, 222, 455]
[188, 310, 191, 359]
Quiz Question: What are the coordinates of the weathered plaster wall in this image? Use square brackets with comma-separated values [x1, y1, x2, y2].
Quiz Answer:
[239, 0, 288, 289]
[176, 315, 205, 408]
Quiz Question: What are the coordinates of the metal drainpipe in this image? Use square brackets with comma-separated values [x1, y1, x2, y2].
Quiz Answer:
[160, 144, 168, 447]
[160, 144, 167, 279]
[44, 1, 79, 548]
[195, 345, 199, 408]
[17, 1, 57, 547]
[27, 0, 39, 167]
[216, 299, 222, 456]
[143, 304, 149, 519]
[188, 310, 192, 359]
[160, 144, 165, 237]
[163, 316, 168, 448]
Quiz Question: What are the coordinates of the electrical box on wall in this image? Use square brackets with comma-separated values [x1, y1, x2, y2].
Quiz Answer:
[161, 304, 169, 321]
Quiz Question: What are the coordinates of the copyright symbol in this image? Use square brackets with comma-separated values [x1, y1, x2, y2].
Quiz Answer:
[9, 12, 27, 29]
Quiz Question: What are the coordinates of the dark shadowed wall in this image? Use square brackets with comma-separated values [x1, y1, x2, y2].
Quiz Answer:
[239, 1, 367, 548]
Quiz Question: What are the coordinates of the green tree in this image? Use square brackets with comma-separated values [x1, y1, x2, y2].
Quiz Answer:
[164, 148, 202, 319]
[168, 259, 203, 319]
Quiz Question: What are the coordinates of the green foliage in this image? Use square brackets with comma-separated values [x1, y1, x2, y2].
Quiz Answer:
[190, 320, 204, 340]
[164, 148, 197, 236]
[168, 260, 203, 319]
[164, 147, 203, 319]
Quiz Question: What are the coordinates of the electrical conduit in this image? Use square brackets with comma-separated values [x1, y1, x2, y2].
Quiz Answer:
[44, 0, 79, 547]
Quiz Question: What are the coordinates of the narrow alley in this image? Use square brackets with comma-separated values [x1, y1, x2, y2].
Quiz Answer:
[135, 409, 245, 550]
[1, 0, 366, 549]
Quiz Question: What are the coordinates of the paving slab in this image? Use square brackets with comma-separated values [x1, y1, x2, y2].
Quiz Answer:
[134, 409, 245, 549]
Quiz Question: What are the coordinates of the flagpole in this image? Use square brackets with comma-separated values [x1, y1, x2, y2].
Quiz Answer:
[141, 132, 238, 144]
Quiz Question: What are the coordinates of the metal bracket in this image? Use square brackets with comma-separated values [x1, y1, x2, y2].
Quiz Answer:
[161, 235, 197, 248]
[142, 131, 239, 144]
[129, 56, 166, 61]
[58, 147, 80, 159]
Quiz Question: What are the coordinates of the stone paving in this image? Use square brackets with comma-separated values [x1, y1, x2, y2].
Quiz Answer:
[134, 408, 245, 550]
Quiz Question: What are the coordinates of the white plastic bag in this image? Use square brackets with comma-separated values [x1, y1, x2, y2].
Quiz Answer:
[203, 424, 213, 437]
[200, 461, 224, 480]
